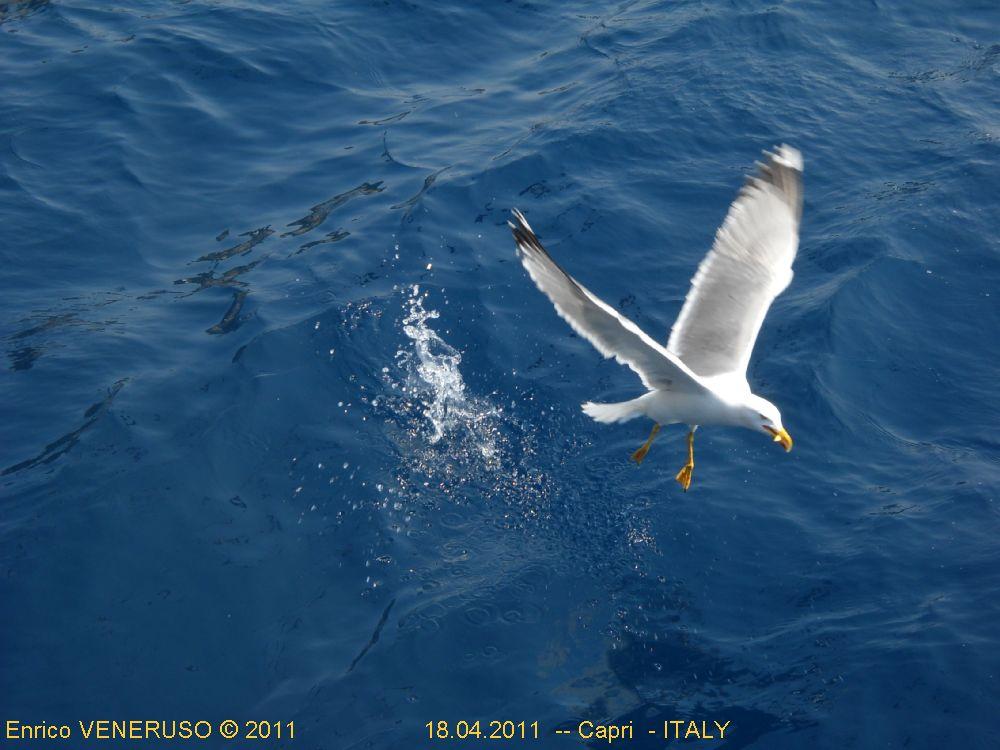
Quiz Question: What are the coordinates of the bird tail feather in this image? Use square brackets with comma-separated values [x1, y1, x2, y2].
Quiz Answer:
[581, 398, 646, 424]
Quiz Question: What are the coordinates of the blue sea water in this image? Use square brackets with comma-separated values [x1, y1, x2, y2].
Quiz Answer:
[2, 1, 999, 748]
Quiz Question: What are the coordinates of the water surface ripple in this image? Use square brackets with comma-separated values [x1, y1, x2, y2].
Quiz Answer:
[2, 2, 998, 749]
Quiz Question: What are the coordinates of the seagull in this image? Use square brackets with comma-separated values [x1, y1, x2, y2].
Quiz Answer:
[508, 145, 802, 490]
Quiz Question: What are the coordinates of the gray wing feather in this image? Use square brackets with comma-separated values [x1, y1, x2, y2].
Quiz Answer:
[667, 145, 803, 378]
[509, 209, 706, 394]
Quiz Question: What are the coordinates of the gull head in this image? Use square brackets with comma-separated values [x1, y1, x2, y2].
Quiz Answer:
[741, 394, 793, 452]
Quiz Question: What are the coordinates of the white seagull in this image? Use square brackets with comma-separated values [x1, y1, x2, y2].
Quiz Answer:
[509, 145, 802, 490]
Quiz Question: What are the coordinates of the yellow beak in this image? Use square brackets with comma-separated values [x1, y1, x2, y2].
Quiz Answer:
[764, 426, 793, 452]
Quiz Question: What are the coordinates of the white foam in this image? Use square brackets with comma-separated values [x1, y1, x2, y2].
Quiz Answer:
[396, 287, 497, 459]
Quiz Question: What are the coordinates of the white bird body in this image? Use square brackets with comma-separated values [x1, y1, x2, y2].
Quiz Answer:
[583, 388, 747, 428]
[509, 145, 803, 488]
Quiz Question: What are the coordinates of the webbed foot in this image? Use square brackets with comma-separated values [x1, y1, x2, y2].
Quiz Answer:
[674, 462, 694, 491]
[631, 423, 661, 465]
[674, 428, 697, 491]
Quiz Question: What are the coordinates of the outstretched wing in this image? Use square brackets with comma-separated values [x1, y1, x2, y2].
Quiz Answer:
[509, 209, 707, 394]
[667, 145, 803, 378]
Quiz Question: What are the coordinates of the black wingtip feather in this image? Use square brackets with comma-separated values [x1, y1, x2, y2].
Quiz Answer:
[734, 145, 803, 223]
[508, 208, 547, 257]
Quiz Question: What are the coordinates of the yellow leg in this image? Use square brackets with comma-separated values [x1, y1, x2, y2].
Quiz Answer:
[631, 423, 661, 465]
[674, 429, 695, 491]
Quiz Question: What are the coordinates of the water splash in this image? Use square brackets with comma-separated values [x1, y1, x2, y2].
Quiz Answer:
[395, 285, 498, 460]
[380, 286, 555, 534]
